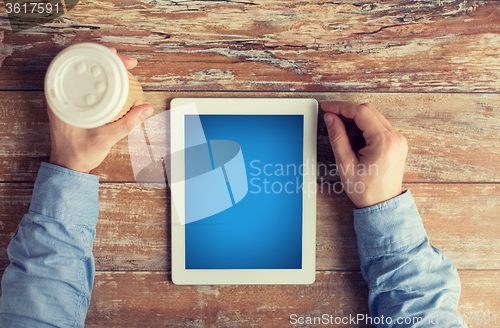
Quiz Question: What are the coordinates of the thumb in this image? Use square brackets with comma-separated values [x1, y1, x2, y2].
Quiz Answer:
[324, 113, 357, 168]
[101, 104, 155, 145]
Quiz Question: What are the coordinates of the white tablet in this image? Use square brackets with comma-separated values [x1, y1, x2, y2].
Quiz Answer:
[170, 98, 317, 285]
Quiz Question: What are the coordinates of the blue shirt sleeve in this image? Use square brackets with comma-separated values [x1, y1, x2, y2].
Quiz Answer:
[0, 162, 99, 328]
[353, 190, 467, 327]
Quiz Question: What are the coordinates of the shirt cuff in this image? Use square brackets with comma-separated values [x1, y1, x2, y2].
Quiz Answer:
[28, 162, 100, 226]
[353, 190, 428, 259]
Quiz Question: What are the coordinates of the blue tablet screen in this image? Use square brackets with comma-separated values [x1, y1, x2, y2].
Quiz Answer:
[184, 115, 304, 269]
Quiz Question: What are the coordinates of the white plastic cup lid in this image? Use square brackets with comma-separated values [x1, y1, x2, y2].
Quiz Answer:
[44, 43, 129, 129]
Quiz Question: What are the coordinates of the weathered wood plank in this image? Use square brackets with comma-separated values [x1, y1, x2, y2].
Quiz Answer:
[83, 270, 499, 328]
[0, 91, 498, 182]
[458, 271, 500, 325]
[85, 271, 372, 328]
[0, 269, 494, 327]
[410, 183, 500, 271]
[1, 1, 500, 92]
[96, 182, 500, 271]
[1, 183, 498, 272]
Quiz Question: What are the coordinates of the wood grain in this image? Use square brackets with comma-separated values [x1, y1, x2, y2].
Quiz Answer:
[85, 271, 371, 328]
[83, 270, 500, 328]
[459, 271, 500, 327]
[0, 2, 498, 325]
[1, 1, 500, 92]
[0, 91, 498, 182]
[1, 182, 498, 272]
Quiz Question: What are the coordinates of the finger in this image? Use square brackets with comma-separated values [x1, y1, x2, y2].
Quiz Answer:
[322, 101, 387, 139]
[117, 53, 138, 69]
[324, 112, 357, 168]
[360, 103, 394, 132]
[98, 104, 154, 146]
[106, 46, 137, 69]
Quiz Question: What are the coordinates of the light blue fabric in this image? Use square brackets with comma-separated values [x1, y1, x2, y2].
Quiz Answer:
[0, 162, 99, 328]
[354, 190, 467, 327]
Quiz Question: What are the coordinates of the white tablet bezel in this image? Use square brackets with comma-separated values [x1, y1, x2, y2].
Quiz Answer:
[170, 98, 317, 285]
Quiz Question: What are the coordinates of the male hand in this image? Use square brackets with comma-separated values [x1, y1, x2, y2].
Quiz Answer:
[48, 48, 154, 174]
[322, 102, 408, 208]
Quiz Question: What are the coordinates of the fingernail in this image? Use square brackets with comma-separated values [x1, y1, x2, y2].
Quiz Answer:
[141, 107, 154, 120]
[124, 56, 137, 65]
[324, 114, 334, 128]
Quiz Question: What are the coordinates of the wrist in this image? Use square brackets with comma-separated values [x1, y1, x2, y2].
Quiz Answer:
[352, 186, 404, 209]
[354, 189, 407, 209]
[49, 154, 91, 174]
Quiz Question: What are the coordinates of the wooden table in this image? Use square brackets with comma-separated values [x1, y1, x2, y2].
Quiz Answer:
[1, 1, 499, 327]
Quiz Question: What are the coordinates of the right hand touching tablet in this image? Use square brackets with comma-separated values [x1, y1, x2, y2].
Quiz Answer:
[322, 102, 408, 209]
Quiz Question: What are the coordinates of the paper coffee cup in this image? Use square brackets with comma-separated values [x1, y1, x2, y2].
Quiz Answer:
[45, 43, 143, 129]
[111, 71, 144, 122]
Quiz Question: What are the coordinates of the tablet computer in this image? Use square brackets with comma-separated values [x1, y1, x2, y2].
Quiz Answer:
[170, 98, 317, 285]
